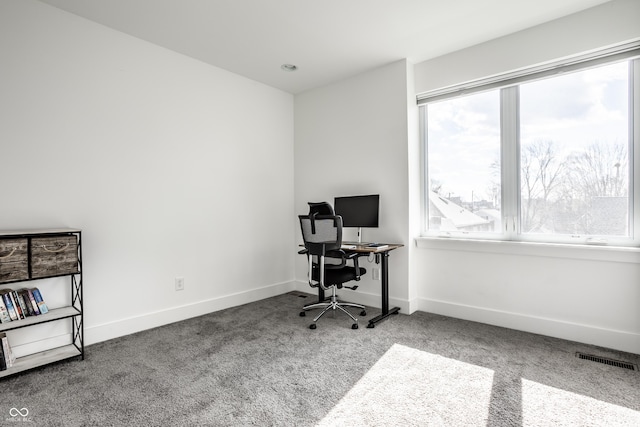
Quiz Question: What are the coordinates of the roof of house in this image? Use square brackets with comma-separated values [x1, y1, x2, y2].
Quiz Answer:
[429, 191, 490, 228]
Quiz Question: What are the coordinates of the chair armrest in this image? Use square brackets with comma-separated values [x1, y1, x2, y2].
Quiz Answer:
[344, 251, 359, 260]
[325, 249, 347, 269]
[298, 249, 308, 255]
[326, 248, 346, 258]
[329, 250, 363, 280]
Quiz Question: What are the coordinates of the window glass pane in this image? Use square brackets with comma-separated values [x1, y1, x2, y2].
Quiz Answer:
[519, 62, 629, 237]
[426, 90, 501, 233]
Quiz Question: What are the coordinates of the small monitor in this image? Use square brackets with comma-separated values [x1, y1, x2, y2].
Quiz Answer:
[334, 194, 379, 229]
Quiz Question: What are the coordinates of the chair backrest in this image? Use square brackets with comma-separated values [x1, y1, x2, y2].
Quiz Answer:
[299, 214, 342, 256]
[308, 201, 335, 216]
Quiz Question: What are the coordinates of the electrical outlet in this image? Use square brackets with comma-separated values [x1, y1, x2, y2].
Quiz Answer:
[175, 277, 185, 291]
[372, 268, 380, 280]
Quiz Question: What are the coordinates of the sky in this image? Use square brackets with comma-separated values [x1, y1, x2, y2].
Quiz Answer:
[425, 60, 630, 205]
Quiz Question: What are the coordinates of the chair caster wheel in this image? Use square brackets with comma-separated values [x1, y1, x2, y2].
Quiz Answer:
[309, 324, 317, 329]
[360, 310, 367, 316]
[352, 323, 358, 330]
[299, 311, 306, 317]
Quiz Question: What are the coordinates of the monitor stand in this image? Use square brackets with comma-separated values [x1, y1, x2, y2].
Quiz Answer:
[344, 228, 371, 246]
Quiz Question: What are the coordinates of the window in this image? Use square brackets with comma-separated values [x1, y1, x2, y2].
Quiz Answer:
[425, 90, 502, 234]
[519, 63, 629, 238]
[419, 46, 640, 246]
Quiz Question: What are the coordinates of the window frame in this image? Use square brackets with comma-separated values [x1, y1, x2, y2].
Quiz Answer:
[418, 43, 640, 247]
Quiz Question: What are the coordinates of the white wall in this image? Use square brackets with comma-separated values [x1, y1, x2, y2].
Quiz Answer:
[415, 0, 640, 95]
[294, 60, 412, 312]
[413, 0, 640, 354]
[0, 0, 295, 351]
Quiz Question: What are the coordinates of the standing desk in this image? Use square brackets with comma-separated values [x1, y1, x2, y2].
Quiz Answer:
[312, 243, 404, 328]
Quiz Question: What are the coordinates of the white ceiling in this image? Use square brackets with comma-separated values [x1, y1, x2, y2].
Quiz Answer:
[38, 0, 610, 94]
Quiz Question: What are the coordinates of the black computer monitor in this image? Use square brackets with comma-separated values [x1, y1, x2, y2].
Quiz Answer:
[334, 194, 379, 243]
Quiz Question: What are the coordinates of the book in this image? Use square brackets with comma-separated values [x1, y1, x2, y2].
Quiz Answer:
[0, 294, 11, 323]
[1, 291, 18, 321]
[0, 332, 15, 368]
[10, 291, 25, 319]
[12, 291, 29, 319]
[31, 288, 48, 314]
[18, 290, 34, 317]
[23, 288, 40, 316]
[0, 336, 5, 371]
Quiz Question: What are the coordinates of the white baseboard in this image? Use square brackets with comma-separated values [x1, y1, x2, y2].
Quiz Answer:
[85, 280, 297, 346]
[419, 297, 640, 355]
[13, 285, 635, 359]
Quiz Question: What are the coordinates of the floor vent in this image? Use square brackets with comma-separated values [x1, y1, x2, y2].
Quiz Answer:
[576, 352, 638, 371]
[286, 291, 309, 298]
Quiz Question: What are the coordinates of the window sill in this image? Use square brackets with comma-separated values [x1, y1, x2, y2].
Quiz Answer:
[415, 236, 640, 264]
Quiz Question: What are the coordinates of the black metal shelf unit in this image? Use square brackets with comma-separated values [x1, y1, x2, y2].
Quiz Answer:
[0, 228, 83, 378]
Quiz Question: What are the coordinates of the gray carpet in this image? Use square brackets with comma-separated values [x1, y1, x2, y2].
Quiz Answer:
[1, 292, 639, 426]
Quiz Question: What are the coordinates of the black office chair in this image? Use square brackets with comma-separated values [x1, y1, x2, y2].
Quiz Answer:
[298, 211, 367, 329]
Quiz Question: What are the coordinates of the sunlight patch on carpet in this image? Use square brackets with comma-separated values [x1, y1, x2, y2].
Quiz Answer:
[521, 379, 640, 426]
[317, 343, 494, 426]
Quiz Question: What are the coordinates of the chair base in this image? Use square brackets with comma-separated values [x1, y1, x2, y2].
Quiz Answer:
[300, 286, 366, 329]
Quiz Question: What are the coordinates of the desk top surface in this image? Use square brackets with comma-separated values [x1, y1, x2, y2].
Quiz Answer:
[340, 242, 404, 253]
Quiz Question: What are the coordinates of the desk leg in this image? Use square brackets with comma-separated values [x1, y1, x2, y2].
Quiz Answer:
[367, 251, 400, 328]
